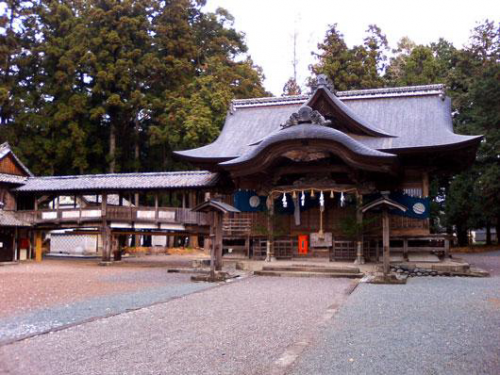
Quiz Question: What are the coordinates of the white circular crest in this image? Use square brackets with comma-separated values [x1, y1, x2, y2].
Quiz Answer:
[249, 195, 260, 208]
[413, 202, 426, 215]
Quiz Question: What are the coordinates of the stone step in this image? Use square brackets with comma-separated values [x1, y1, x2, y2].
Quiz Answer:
[254, 270, 363, 278]
[262, 265, 360, 274]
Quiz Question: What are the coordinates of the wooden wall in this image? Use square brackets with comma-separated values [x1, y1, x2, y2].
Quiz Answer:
[0, 154, 27, 176]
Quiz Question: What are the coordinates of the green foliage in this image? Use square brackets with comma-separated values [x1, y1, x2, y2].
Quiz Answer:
[0, 0, 267, 175]
[310, 24, 388, 91]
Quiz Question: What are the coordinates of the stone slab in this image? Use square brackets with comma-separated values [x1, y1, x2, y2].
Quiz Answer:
[408, 252, 440, 262]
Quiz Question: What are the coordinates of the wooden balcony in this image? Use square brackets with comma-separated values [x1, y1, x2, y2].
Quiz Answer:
[17, 206, 209, 227]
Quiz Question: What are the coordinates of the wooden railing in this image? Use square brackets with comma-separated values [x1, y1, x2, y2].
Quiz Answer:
[17, 206, 209, 226]
[222, 217, 252, 236]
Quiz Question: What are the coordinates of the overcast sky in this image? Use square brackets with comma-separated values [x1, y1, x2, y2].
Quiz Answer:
[205, 0, 499, 96]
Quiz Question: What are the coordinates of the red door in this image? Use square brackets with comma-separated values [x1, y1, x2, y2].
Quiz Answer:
[298, 235, 308, 255]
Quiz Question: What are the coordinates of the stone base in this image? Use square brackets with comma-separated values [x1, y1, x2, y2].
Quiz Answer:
[354, 257, 365, 265]
[362, 273, 407, 284]
[191, 271, 233, 282]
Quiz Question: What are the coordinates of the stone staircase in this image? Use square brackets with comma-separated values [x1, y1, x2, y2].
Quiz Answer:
[254, 263, 363, 278]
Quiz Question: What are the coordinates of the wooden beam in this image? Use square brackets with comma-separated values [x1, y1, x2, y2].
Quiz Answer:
[274, 164, 349, 178]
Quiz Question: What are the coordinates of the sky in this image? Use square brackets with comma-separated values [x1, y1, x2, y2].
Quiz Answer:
[205, 0, 500, 96]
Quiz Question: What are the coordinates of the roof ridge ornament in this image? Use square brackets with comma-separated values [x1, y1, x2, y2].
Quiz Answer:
[316, 74, 335, 93]
[281, 106, 332, 129]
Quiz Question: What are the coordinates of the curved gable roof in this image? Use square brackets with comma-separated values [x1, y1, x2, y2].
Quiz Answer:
[174, 84, 482, 165]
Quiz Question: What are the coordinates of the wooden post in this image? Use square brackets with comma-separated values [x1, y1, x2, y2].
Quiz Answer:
[422, 172, 430, 197]
[101, 224, 112, 262]
[265, 195, 275, 262]
[214, 212, 223, 270]
[355, 192, 365, 265]
[35, 231, 42, 262]
[101, 193, 107, 217]
[382, 209, 390, 276]
[209, 212, 216, 276]
[190, 235, 199, 249]
[154, 193, 159, 220]
[188, 191, 196, 208]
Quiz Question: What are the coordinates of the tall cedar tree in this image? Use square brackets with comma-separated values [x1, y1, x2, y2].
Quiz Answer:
[0, 0, 267, 174]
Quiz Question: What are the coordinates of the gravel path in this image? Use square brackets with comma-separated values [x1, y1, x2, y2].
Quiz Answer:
[288, 252, 500, 375]
[0, 276, 354, 375]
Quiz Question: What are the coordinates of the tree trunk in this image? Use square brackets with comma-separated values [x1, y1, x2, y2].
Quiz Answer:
[456, 224, 469, 247]
[109, 122, 116, 173]
[485, 221, 492, 246]
[134, 116, 140, 172]
[496, 215, 500, 245]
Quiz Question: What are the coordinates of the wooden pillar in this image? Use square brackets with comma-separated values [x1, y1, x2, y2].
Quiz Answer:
[214, 212, 223, 270]
[382, 209, 390, 276]
[101, 224, 112, 262]
[182, 193, 186, 209]
[422, 172, 430, 197]
[101, 193, 107, 216]
[168, 235, 175, 248]
[188, 191, 196, 208]
[35, 231, 42, 262]
[266, 195, 275, 262]
[204, 236, 212, 251]
[190, 235, 199, 249]
[209, 212, 216, 275]
[154, 193, 159, 220]
[355, 192, 365, 265]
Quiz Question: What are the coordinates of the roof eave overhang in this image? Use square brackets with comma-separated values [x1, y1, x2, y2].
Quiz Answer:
[221, 138, 399, 177]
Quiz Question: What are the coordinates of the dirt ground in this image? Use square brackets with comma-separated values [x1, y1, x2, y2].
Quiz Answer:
[0, 255, 206, 319]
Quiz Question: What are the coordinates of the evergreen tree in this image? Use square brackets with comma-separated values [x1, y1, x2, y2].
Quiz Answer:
[0, 0, 267, 174]
[310, 24, 388, 91]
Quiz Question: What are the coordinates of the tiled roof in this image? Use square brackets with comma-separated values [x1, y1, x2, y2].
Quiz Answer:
[0, 210, 31, 227]
[15, 171, 220, 193]
[221, 125, 397, 167]
[175, 84, 481, 162]
[231, 84, 445, 108]
[0, 173, 28, 185]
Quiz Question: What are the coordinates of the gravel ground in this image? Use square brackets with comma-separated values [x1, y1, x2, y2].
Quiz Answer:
[0, 277, 354, 375]
[0, 273, 213, 343]
[288, 251, 500, 375]
[0, 258, 217, 343]
[459, 250, 500, 276]
[0, 259, 198, 318]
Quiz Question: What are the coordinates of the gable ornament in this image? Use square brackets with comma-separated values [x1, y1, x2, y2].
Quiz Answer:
[281, 106, 332, 129]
